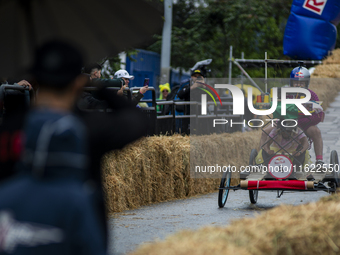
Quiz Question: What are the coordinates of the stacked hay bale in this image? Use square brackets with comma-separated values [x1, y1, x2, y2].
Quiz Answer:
[312, 49, 340, 78]
[129, 193, 340, 255]
[309, 48, 340, 109]
[102, 132, 260, 213]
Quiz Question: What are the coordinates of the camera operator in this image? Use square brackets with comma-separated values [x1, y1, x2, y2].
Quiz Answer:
[114, 69, 148, 106]
[78, 72, 125, 110]
[177, 68, 206, 108]
[176, 69, 208, 134]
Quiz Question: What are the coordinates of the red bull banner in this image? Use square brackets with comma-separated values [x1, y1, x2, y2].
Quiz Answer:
[283, 0, 340, 60]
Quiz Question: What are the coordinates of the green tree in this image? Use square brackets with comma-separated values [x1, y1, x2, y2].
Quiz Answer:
[149, 0, 293, 78]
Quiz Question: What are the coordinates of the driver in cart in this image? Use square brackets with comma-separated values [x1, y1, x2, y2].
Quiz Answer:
[259, 64, 325, 168]
[257, 119, 310, 180]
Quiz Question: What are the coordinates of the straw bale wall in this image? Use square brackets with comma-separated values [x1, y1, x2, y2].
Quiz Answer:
[102, 131, 260, 213]
[129, 192, 340, 255]
[310, 48, 340, 109]
[309, 78, 340, 110]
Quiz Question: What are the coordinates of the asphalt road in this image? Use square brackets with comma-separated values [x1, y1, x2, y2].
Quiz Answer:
[108, 190, 328, 255]
[108, 93, 340, 255]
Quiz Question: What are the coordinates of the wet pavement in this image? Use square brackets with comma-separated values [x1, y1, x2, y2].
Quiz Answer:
[108, 191, 328, 255]
[108, 92, 340, 255]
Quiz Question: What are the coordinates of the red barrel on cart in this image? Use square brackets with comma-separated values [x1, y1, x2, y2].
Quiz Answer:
[240, 180, 314, 190]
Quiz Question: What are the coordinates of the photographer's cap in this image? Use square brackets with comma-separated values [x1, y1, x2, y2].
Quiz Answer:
[114, 70, 134, 80]
[190, 69, 204, 77]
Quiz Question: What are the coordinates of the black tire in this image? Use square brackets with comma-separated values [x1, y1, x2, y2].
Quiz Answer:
[249, 190, 258, 204]
[218, 169, 231, 208]
[330, 150, 340, 188]
[249, 149, 258, 204]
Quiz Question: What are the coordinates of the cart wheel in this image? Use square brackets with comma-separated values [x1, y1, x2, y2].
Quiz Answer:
[249, 190, 258, 204]
[218, 169, 231, 208]
[330, 150, 340, 189]
[249, 149, 258, 204]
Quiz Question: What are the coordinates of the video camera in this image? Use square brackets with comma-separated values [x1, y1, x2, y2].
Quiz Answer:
[190, 59, 212, 77]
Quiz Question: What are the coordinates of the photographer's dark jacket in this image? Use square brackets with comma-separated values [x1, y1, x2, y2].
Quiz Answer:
[79, 78, 144, 109]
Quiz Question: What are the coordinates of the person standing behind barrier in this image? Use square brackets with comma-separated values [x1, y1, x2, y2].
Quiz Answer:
[77, 73, 126, 110]
[83, 63, 102, 79]
[177, 69, 207, 134]
[0, 40, 107, 255]
[80, 64, 125, 109]
[157, 83, 171, 113]
[114, 69, 148, 105]
[177, 69, 206, 104]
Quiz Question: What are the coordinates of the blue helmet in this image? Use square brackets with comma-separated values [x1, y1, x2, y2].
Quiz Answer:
[290, 66, 310, 88]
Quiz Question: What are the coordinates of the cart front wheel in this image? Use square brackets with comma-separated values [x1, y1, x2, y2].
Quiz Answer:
[218, 169, 231, 208]
[249, 190, 258, 204]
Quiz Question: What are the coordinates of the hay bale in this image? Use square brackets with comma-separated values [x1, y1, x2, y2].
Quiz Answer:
[102, 135, 192, 212]
[308, 49, 340, 109]
[309, 79, 340, 110]
[130, 228, 250, 255]
[312, 65, 340, 78]
[190, 131, 261, 181]
[308, 48, 340, 111]
[321, 48, 340, 65]
[102, 131, 261, 213]
[312, 48, 340, 78]
[130, 193, 340, 255]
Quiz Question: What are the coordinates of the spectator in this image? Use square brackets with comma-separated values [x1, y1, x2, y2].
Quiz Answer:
[176, 69, 208, 134]
[77, 73, 110, 110]
[114, 70, 148, 105]
[83, 63, 102, 80]
[79, 68, 126, 110]
[159, 83, 170, 100]
[1, 78, 33, 90]
[1, 44, 149, 253]
[177, 69, 206, 103]
[157, 83, 171, 113]
[81, 63, 108, 109]
[0, 40, 107, 254]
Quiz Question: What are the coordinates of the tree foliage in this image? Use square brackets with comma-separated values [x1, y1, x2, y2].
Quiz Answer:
[148, 0, 294, 78]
